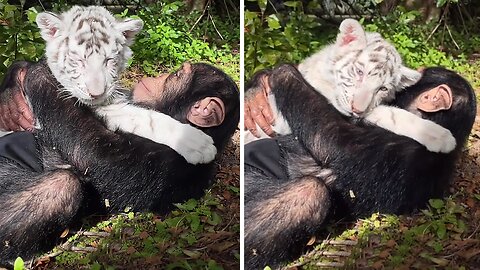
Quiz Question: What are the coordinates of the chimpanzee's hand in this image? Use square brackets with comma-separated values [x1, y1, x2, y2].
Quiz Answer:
[0, 68, 35, 131]
[244, 74, 275, 137]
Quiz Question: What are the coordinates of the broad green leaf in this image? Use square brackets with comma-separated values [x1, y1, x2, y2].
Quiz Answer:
[436, 222, 446, 239]
[189, 214, 200, 231]
[429, 199, 444, 209]
[436, 0, 447, 7]
[284, 1, 300, 8]
[267, 14, 281, 30]
[13, 257, 24, 270]
[257, 0, 267, 13]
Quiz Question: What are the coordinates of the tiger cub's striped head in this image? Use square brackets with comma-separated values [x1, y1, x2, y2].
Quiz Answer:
[332, 19, 421, 116]
[36, 6, 143, 105]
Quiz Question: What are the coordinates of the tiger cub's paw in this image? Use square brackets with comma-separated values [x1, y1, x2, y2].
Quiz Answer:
[418, 120, 456, 153]
[167, 123, 217, 164]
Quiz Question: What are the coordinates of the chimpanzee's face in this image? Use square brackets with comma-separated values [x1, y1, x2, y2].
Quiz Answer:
[132, 62, 237, 128]
[132, 62, 194, 104]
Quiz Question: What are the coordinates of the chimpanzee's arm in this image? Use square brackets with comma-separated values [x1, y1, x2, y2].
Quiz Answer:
[270, 65, 392, 160]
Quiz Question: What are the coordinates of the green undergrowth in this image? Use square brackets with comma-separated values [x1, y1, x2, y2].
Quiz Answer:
[122, 1, 239, 81]
[32, 180, 240, 269]
[245, 1, 480, 89]
[284, 195, 480, 269]
[0, 0, 240, 82]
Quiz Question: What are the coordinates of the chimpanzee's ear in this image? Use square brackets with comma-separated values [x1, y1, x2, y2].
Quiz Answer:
[415, 84, 453, 112]
[187, 97, 225, 127]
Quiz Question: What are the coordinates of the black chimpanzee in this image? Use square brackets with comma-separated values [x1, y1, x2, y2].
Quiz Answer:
[0, 60, 239, 263]
[244, 65, 476, 269]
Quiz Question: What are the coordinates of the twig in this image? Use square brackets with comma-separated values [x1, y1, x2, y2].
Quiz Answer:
[220, 216, 236, 231]
[208, 13, 224, 40]
[318, 250, 351, 257]
[456, 4, 468, 36]
[38, 241, 73, 261]
[321, 239, 358, 246]
[267, 0, 279, 14]
[76, 231, 111, 237]
[445, 23, 460, 50]
[426, 17, 443, 43]
[315, 262, 345, 268]
[189, 0, 209, 33]
[467, 222, 480, 239]
[71, 246, 98, 253]
[222, 0, 231, 22]
[37, 0, 45, 11]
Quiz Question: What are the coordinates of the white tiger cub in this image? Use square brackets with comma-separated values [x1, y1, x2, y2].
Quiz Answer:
[246, 19, 456, 153]
[35, 6, 216, 164]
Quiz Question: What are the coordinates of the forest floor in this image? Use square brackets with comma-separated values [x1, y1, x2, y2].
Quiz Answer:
[29, 130, 240, 269]
[285, 84, 480, 269]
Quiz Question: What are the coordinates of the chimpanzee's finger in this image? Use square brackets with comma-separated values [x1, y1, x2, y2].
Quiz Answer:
[257, 76, 275, 125]
[12, 90, 34, 128]
[3, 104, 21, 131]
[250, 100, 274, 136]
[0, 105, 8, 131]
[255, 92, 274, 125]
[244, 104, 259, 137]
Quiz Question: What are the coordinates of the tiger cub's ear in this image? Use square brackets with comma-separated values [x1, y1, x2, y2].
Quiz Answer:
[115, 18, 144, 45]
[335, 19, 367, 51]
[36, 12, 62, 41]
[399, 66, 422, 89]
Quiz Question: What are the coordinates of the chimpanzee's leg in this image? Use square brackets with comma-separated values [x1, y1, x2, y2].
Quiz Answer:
[0, 160, 82, 263]
[245, 170, 330, 269]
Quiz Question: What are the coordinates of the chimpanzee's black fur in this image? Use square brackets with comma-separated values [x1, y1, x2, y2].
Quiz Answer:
[0, 60, 239, 264]
[245, 65, 476, 269]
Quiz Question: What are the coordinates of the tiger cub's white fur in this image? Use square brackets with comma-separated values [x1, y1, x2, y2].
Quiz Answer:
[36, 6, 141, 105]
[246, 19, 456, 153]
[35, 6, 216, 164]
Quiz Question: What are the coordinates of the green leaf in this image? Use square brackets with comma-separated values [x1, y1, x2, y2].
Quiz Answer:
[209, 211, 222, 225]
[257, 0, 267, 13]
[283, 1, 300, 8]
[189, 214, 200, 231]
[436, 0, 447, 7]
[182, 249, 201, 259]
[13, 257, 24, 270]
[91, 262, 102, 270]
[436, 222, 446, 239]
[267, 14, 281, 30]
[429, 199, 444, 209]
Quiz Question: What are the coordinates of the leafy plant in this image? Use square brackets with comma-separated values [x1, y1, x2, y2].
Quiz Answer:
[0, 0, 44, 80]
[245, 3, 480, 88]
[120, 1, 239, 77]
[244, 0, 326, 78]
